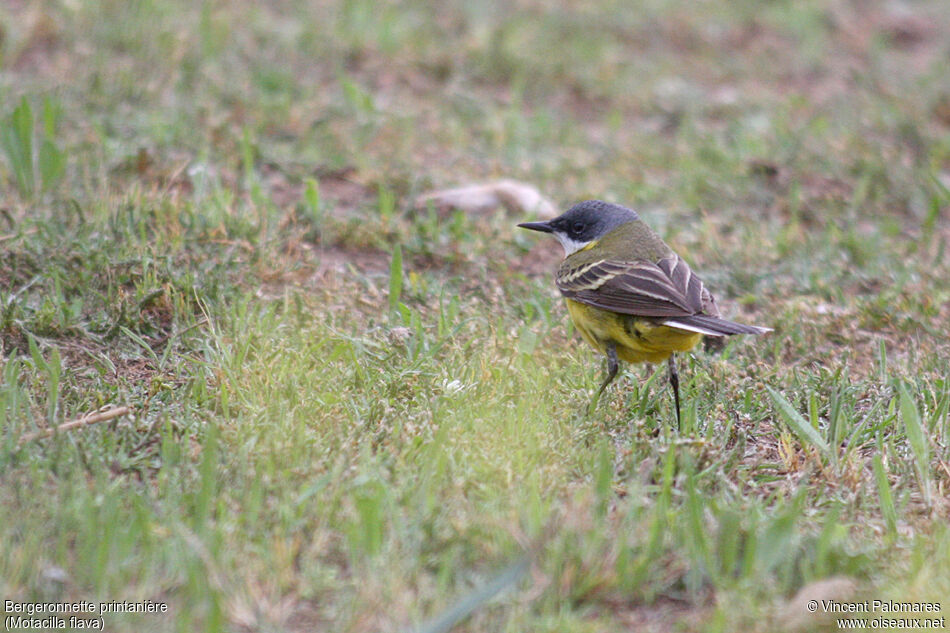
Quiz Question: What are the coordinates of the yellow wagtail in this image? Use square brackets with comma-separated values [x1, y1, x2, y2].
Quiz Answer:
[519, 200, 770, 425]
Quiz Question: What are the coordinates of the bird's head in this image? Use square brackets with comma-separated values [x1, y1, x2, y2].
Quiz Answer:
[518, 200, 638, 256]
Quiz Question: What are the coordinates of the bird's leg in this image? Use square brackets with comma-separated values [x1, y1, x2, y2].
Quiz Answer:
[668, 355, 681, 430]
[598, 342, 620, 397]
[588, 342, 619, 413]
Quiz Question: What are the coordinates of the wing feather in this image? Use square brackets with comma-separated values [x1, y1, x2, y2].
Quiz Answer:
[557, 255, 706, 317]
[556, 254, 768, 336]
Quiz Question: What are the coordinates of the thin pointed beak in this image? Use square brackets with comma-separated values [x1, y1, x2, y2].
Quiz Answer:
[517, 221, 553, 233]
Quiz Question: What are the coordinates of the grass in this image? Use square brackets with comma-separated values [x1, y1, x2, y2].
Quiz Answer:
[1, 0, 949, 631]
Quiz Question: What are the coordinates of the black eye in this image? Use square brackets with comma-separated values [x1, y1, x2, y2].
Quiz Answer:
[572, 221, 585, 234]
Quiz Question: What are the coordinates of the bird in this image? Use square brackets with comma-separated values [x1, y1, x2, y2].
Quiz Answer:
[518, 200, 770, 426]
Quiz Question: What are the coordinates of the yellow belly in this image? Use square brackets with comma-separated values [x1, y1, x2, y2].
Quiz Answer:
[565, 299, 702, 363]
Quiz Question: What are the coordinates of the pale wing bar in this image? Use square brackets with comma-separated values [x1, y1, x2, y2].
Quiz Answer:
[556, 256, 703, 318]
[656, 256, 704, 313]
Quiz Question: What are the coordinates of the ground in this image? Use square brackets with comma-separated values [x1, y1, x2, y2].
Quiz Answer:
[0, 1, 949, 631]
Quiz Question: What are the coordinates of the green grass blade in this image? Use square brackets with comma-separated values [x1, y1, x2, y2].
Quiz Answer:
[899, 383, 931, 506]
[38, 138, 66, 191]
[684, 469, 710, 585]
[41, 96, 62, 140]
[2, 97, 35, 196]
[27, 334, 49, 375]
[303, 178, 320, 212]
[119, 326, 161, 366]
[873, 455, 898, 542]
[389, 244, 404, 313]
[767, 386, 831, 458]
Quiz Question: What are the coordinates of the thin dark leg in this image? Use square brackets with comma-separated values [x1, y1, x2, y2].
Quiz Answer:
[589, 342, 619, 413]
[668, 355, 681, 430]
[598, 342, 619, 397]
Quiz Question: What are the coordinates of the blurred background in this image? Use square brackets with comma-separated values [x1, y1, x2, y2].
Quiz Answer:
[1, 1, 948, 632]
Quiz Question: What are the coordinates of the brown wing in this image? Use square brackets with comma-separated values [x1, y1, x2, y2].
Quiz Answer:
[556, 255, 706, 318]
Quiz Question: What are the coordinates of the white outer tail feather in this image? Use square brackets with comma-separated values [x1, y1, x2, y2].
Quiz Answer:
[663, 320, 773, 337]
[662, 320, 729, 336]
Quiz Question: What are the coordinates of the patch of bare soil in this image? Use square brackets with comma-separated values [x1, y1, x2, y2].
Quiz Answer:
[312, 244, 391, 279]
[6, 6, 68, 75]
[263, 164, 375, 216]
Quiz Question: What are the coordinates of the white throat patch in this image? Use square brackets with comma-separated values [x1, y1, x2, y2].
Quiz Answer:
[554, 233, 591, 257]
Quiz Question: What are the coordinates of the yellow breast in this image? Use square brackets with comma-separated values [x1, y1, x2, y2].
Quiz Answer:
[565, 299, 702, 364]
